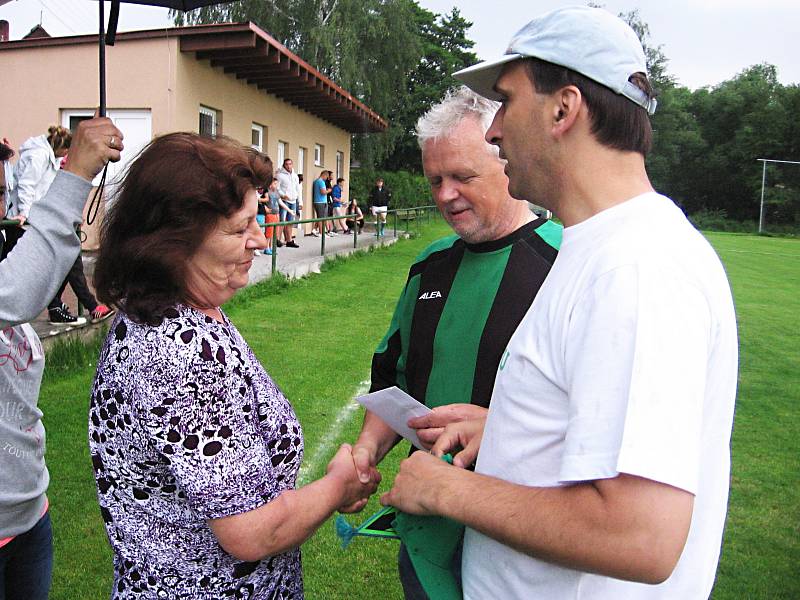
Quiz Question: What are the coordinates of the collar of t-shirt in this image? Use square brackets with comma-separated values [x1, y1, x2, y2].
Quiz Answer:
[561, 192, 668, 248]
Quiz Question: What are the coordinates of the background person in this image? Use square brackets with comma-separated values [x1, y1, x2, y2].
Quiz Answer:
[345, 197, 364, 234]
[383, 7, 738, 599]
[0, 117, 123, 600]
[368, 177, 391, 237]
[262, 178, 282, 254]
[350, 86, 561, 599]
[46, 151, 113, 324]
[2, 127, 112, 324]
[276, 158, 301, 248]
[90, 133, 379, 599]
[1, 140, 15, 248]
[311, 170, 333, 237]
[332, 177, 349, 233]
[2, 126, 71, 259]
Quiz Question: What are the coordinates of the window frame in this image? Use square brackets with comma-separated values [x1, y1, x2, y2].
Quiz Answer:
[199, 105, 219, 138]
[251, 123, 264, 151]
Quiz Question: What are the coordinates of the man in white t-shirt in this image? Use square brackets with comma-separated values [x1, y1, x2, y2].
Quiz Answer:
[381, 7, 738, 599]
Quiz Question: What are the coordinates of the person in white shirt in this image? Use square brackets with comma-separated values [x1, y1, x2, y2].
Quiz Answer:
[381, 7, 738, 599]
[275, 158, 302, 248]
[2, 126, 71, 259]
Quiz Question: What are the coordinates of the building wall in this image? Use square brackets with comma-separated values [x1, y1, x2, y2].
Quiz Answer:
[3, 35, 353, 239]
[174, 50, 351, 219]
[2, 37, 176, 147]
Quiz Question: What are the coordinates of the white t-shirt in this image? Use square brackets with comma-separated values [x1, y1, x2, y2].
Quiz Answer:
[462, 193, 737, 599]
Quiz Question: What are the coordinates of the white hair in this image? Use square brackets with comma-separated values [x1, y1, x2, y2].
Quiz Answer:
[415, 86, 501, 157]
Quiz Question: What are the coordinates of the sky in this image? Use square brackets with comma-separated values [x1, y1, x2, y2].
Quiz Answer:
[1, 0, 798, 90]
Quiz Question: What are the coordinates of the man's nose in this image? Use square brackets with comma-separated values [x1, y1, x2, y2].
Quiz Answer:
[435, 182, 460, 204]
[486, 106, 504, 147]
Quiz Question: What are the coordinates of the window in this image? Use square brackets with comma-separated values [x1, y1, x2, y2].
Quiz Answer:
[251, 123, 264, 151]
[314, 143, 324, 167]
[277, 141, 287, 166]
[199, 105, 219, 138]
[336, 151, 345, 179]
[68, 115, 93, 132]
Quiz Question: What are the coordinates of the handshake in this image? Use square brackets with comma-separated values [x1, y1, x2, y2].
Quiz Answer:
[326, 403, 488, 515]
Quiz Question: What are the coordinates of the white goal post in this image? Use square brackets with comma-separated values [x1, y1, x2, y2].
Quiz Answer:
[757, 158, 800, 233]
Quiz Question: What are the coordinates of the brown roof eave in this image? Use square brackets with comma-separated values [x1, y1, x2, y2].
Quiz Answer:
[180, 22, 387, 133]
[0, 21, 387, 133]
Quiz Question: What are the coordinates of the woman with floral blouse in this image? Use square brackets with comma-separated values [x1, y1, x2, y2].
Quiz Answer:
[89, 133, 379, 599]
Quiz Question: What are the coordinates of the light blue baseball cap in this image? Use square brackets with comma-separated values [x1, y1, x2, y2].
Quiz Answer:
[453, 6, 657, 115]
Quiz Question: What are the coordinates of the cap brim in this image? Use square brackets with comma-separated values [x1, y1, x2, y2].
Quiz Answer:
[453, 54, 522, 100]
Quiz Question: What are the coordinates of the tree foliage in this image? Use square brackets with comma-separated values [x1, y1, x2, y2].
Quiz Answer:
[618, 9, 799, 228]
[650, 64, 800, 226]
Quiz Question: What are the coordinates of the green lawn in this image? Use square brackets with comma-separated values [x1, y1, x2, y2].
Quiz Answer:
[704, 233, 800, 600]
[38, 225, 798, 599]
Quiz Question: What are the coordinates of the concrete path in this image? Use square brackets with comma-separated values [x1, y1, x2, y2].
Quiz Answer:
[31, 226, 402, 349]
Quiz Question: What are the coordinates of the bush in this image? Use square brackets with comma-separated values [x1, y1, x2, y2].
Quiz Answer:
[688, 207, 799, 236]
[688, 208, 757, 233]
[350, 168, 432, 209]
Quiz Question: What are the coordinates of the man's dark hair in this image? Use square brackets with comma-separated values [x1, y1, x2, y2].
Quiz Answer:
[94, 132, 272, 325]
[524, 58, 654, 155]
[283, 158, 292, 166]
[337, 178, 344, 184]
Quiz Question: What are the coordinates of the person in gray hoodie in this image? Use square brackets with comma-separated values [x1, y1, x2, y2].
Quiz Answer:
[0, 116, 123, 600]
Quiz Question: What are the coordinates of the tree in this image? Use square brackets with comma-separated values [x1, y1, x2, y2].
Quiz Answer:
[618, 8, 675, 91]
[380, 6, 478, 172]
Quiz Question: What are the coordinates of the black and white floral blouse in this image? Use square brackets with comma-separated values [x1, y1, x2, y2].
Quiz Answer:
[89, 305, 304, 599]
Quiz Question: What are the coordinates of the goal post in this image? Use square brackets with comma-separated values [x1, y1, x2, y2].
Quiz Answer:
[757, 158, 800, 233]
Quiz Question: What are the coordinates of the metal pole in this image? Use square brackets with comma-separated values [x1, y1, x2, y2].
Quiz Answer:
[99, 1, 106, 116]
[759, 160, 766, 234]
[271, 225, 277, 274]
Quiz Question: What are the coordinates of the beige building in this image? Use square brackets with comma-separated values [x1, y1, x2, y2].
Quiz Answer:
[1, 21, 387, 245]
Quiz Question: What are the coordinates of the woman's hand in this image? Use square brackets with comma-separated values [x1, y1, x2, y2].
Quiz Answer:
[326, 443, 381, 512]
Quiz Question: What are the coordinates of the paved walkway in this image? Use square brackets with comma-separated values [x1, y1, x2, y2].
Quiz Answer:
[31, 226, 401, 348]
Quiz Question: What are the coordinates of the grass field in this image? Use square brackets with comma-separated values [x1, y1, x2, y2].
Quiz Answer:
[37, 224, 798, 599]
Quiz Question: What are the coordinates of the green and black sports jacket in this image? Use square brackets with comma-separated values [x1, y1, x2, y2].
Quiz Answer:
[371, 217, 562, 410]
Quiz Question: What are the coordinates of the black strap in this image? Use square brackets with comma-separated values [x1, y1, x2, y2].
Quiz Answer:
[85, 163, 108, 226]
[105, 0, 120, 46]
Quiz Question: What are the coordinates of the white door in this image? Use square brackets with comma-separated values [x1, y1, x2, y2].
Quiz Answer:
[62, 109, 152, 192]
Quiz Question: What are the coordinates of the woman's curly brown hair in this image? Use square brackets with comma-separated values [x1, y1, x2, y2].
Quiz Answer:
[94, 132, 273, 325]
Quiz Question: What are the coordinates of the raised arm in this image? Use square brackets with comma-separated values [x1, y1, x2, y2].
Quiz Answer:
[0, 117, 122, 326]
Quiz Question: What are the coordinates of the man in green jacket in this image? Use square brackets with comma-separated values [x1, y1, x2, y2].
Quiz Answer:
[349, 86, 561, 599]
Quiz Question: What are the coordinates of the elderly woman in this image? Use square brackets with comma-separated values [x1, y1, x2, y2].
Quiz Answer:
[90, 133, 378, 599]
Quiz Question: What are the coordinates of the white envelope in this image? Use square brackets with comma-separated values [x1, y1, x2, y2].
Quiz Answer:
[356, 386, 432, 450]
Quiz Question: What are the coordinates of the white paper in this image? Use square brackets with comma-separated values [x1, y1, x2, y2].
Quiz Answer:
[356, 386, 432, 450]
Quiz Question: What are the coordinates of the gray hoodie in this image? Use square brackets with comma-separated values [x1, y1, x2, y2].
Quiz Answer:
[0, 169, 92, 538]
